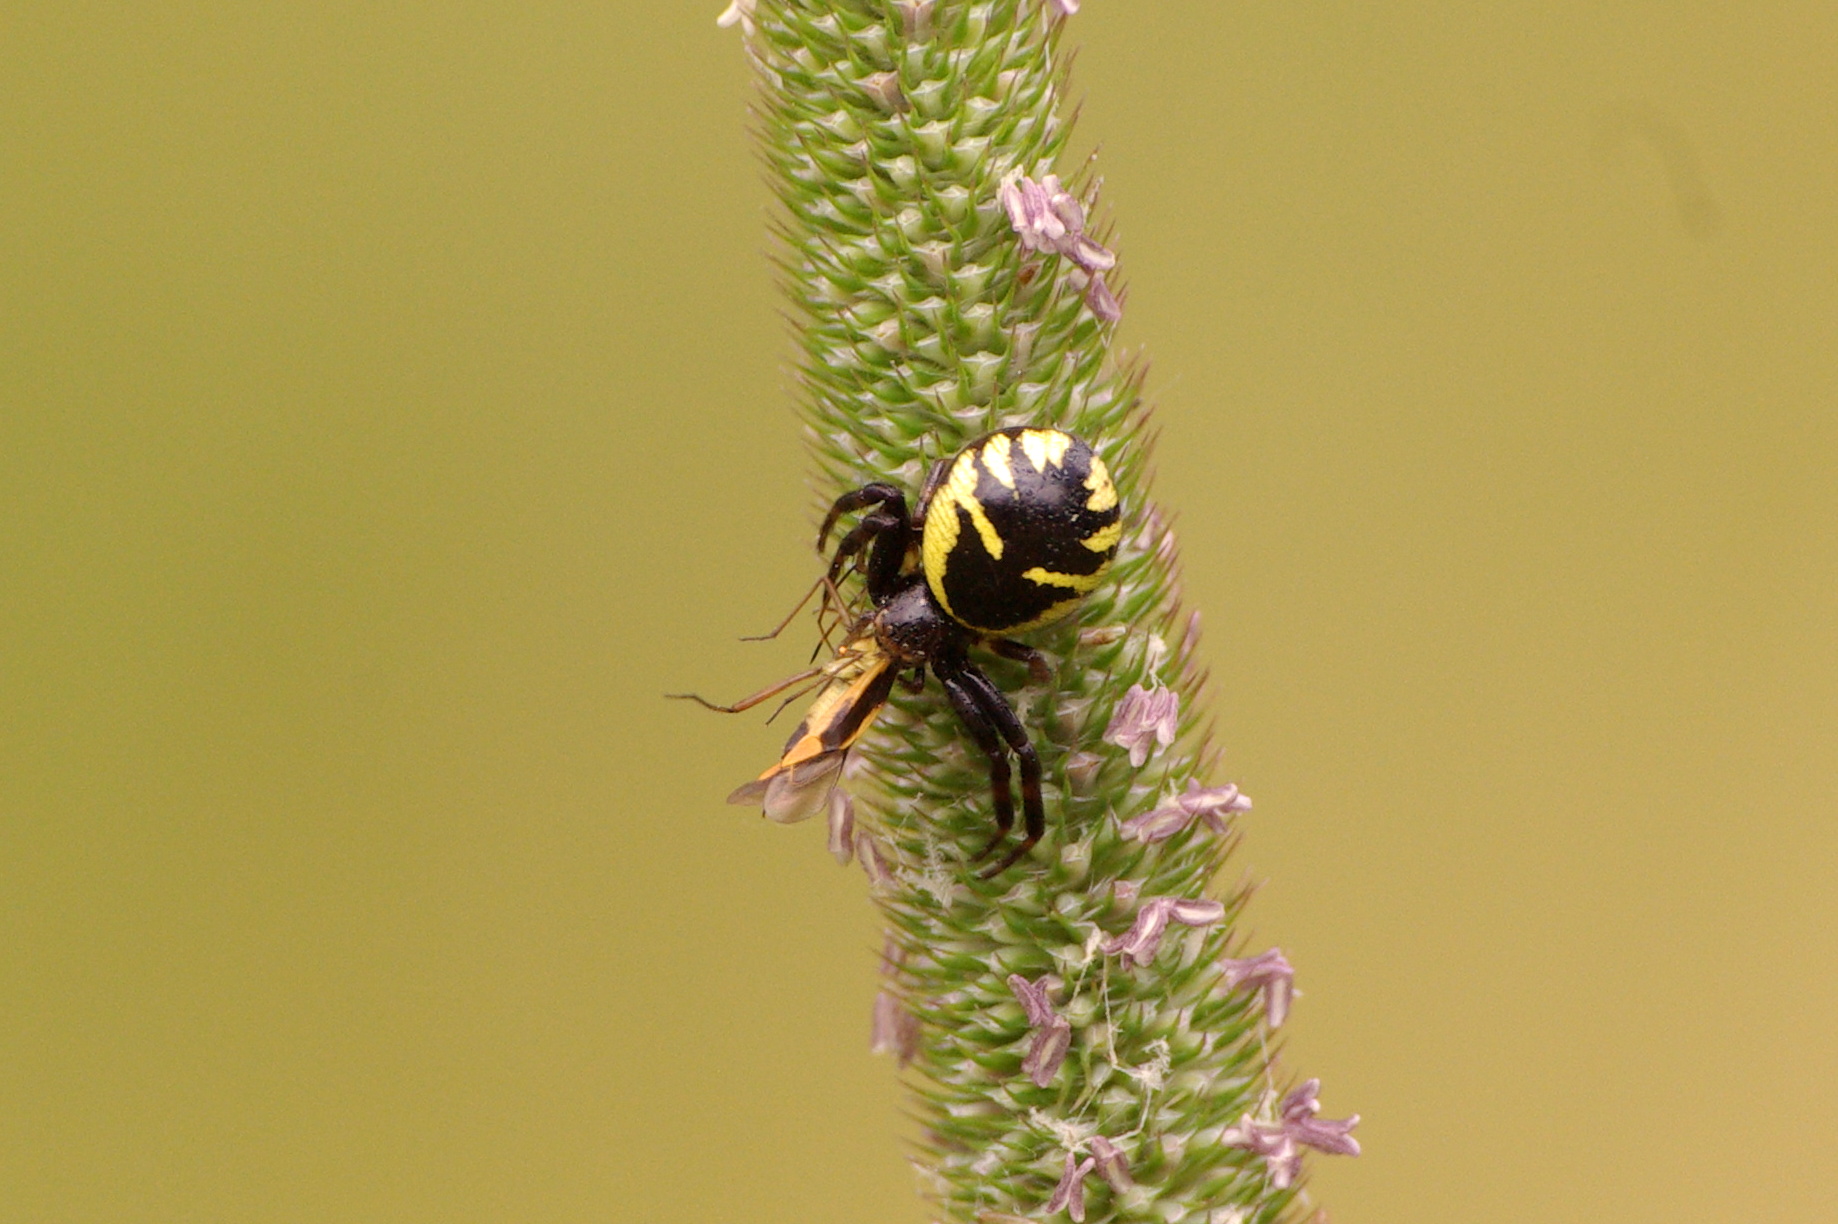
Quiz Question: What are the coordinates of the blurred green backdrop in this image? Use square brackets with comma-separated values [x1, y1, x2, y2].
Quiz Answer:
[3, 4, 1834, 1222]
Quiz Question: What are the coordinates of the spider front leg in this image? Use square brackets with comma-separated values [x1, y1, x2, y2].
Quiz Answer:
[955, 663, 1045, 877]
[935, 659, 1015, 857]
[825, 511, 901, 586]
[818, 483, 911, 600]
[936, 655, 1044, 878]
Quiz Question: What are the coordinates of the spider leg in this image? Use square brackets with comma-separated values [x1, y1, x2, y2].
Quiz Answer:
[911, 450, 950, 523]
[935, 662, 1016, 865]
[819, 483, 905, 551]
[987, 637, 1053, 685]
[952, 662, 1045, 878]
[819, 483, 913, 601]
[740, 572, 828, 642]
[826, 510, 904, 586]
[808, 577, 859, 661]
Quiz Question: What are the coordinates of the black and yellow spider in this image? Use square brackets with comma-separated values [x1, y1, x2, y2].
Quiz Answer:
[693, 426, 1121, 877]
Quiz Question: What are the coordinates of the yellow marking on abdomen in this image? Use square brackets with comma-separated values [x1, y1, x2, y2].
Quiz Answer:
[1019, 429, 1072, 472]
[921, 482, 961, 597]
[942, 452, 1004, 560]
[979, 433, 1016, 490]
[1084, 455, 1118, 512]
[919, 485, 963, 591]
[1022, 565, 1105, 593]
[1000, 594, 1084, 633]
[923, 452, 1006, 621]
[1081, 521, 1123, 553]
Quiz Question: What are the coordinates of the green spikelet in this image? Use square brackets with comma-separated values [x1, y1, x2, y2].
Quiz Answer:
[731, 2, 1354, 1220]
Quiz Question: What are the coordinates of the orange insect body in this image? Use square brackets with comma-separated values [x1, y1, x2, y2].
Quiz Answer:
[725, 637, 899, 824]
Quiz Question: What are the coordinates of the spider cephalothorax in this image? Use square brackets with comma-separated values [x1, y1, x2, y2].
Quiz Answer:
[713, 426, 1120, 877]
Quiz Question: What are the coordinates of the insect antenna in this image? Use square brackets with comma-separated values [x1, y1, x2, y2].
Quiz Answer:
[666, 666, 825, 714]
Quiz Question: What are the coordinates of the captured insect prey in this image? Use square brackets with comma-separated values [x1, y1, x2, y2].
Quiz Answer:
[675, 427, 1121, 878]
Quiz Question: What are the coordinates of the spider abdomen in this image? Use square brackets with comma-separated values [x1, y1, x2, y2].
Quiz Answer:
[921, 428, 1121, 634]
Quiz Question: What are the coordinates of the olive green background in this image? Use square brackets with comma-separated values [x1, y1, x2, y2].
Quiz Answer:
[4, 4, 1834, 1222]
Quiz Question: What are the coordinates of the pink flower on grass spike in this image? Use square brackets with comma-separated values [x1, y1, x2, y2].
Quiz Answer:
[1219, 948, 1296, 1028]
[1102, 896, 1226, 967]
[869, 991, 920, 1067]
[1103, 683, 1179, 768]
[1044, 1136, 1130, 1222]
[998, 170, 1122, 323]
[1087, 1135, 1132, 1190]
[1119, 778, 1253, 843]
[826, 789, 855, 865]
[1221, 1078, 1361, 1189]
[1046, 1151, 1096, 1222]
[1047, 0, 1081, 18]
[1007, 973, 1072, 1087]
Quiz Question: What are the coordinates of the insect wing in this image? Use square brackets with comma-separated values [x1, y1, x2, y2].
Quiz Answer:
[728, 646, 898, 824]
[725, 751, 846, 824]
